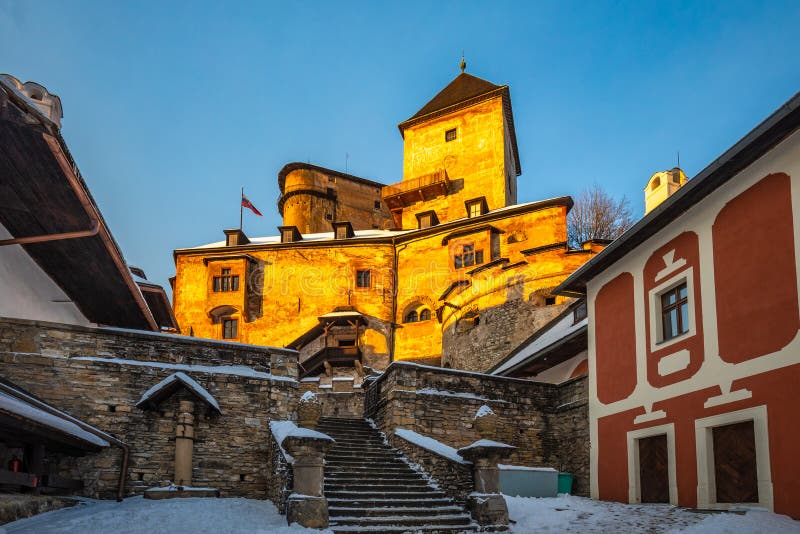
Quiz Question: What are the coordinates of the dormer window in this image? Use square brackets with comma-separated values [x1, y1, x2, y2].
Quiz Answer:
[279, 226, 302, 243]
[465, 197, 488, 218]
[445, 128, 457, 142]
[416, 210, 439, 229]
[333, 221, 355, 240]
[574, 301, 587, 323]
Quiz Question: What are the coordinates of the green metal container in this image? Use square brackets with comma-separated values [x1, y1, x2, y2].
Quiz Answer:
[557, 472, 573, 494]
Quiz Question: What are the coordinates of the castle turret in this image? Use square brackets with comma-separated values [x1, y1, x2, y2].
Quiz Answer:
[644, 167, 687, 214]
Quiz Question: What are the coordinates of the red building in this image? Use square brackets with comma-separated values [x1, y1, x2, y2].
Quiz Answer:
[557, 91, 800, 518]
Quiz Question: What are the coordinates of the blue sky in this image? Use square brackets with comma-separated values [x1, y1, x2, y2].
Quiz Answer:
[2, 1, 799, 292]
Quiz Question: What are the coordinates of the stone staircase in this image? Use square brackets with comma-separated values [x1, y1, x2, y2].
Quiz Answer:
[316, 417, 478, 533]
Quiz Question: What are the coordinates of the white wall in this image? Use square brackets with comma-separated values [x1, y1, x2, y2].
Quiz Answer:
[0, 223, 91, 326]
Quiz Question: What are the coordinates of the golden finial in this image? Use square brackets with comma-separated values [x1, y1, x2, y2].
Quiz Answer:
[460, 52, 466, 73]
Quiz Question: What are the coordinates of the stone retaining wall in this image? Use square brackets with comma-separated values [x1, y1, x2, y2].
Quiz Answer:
[0, 317, 298, 500]
[366, 362, 589, 496]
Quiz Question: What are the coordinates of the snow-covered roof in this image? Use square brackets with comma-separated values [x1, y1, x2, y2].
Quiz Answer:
[0, 388, 110, 448]
[394, 428, 470, 464]
[491, 312, 587, 376]
[458, 439, 516, 453]
[136, 372, 221, 413]
[184, 198, 569, 250]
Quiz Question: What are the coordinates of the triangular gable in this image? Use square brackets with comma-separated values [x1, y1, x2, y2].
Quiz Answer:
[405, 73, 502, 121]
[136, 372, 221, 414]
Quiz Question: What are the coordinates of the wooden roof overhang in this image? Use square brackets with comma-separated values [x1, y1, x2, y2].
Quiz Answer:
[287, 309, 367, 350]
[0, 84, 157, 330]
[137, 282, 179, 331]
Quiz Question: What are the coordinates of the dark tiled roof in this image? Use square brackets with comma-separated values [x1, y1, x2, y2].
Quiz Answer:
[407, 73, 502, 121]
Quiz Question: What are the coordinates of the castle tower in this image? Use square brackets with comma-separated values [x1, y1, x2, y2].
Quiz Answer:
[644, 167, 687, 214]
[384, 63, 521, 229]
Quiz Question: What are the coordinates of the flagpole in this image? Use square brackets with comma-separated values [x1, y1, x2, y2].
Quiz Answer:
[240, 186, 244, 230]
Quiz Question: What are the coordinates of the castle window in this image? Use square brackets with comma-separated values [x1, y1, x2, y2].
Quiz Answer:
[222, 318, 238, 339]
[419, 309, 431, 321]
[374, 200, 381, 210]
[213, 269, 239, 292]
[416, 210, 439, 229]
[327, 187, 335, 197]
[465, 197, 489, 218]
[454, 244, 484, 269]
[405, 310, 418, 323]
[445, 128, 457, 142]
[545, 296, 556, 306]
[356, 269, 371, 288]
[325, 213, 333, 221]
[660, 282, 689, 341]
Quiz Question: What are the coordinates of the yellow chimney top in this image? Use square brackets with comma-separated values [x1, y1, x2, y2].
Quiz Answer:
[644, 167, 687, 214]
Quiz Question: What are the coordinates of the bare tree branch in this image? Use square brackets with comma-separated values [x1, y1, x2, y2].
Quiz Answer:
[568, 184, 634, 248]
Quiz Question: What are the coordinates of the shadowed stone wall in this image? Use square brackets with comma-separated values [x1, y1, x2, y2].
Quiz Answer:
[365, 362, 589, 496]
[0, 317, 298, 500]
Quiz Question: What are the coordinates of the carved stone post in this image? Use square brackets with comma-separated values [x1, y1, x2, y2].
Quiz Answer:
[458, 405, 515, 528]
[283, 432, 335, 529]
[174, 400, 195, 486]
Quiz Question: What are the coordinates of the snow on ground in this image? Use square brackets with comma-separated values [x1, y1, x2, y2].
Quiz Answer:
[1, 496, 330, 534]
[506, 494, 800, 533]
[3, 494, 797, 533]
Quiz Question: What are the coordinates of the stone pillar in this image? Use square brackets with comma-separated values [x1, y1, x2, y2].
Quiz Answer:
[283, 434, 334, 529]
[458, 441, 516, 527]
[174, 400, 195, 486]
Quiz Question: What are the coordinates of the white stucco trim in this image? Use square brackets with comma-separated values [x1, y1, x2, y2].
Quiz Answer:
[626, 423, 678, 505]
[694, 405, 773, 511]
[648, 268, 696, 353]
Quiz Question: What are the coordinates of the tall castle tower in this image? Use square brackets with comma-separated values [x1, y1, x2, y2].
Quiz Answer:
[386, 61, 521, 229]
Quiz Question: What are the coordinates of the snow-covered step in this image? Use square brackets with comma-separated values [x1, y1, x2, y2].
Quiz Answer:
[330, 513, 474, 527]
[331, 526, 478, 533]
[329, 505, 465, 517]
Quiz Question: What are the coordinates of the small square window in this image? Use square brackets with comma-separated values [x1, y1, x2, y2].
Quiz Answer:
[222, 318, 238, 339]
[453, 243, 484, 269]
[419, 214, 432, 229]
[545, 296, 556, 306]
[336, 227, 348, 240]
[327, 187, 334, 196]
[325, 213, 333, 221]
[374, 200, 381, 210]
[574, 301, 587, 323]
[445, 128, 457, 142]
[356, 269, 371, 288]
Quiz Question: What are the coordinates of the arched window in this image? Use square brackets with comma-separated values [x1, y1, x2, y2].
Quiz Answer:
[419, 309, 431, 321]
[404, 310, 418, 323]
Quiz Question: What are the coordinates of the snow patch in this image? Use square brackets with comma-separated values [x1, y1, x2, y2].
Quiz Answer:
[475, 404, 495, 418]
[137, 372, 220, 413]
[270, 421, 335, 464]
[415, 387, 508, 404]
[299, 391, 317, 403]
[459, 439, 516, 453]
[71, 356, 295, 383]
[394, 428, 470, 464]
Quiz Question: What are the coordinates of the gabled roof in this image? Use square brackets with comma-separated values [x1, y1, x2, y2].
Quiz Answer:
[136, 372, 221, 414]
[398, 72, 522, 176]
[406, 73, 502, 121]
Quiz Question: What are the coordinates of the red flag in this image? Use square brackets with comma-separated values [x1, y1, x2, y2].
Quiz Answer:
[241, 194, 262, 216]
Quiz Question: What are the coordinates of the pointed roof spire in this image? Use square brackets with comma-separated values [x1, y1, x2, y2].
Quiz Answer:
[460, 52, 466, 73]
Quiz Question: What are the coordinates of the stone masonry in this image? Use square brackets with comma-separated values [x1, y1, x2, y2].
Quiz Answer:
[0, 317, 298, 499]
[365, 361, 590, 496]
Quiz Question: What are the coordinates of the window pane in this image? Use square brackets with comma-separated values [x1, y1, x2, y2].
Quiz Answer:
[464, 253, 474, 266]
[222, 277, 230, 291]
[678, 285, 687, 300]
[222, 268, 230, 275]
[663, 291, 676, 306]
[405, 311, 418, 323]
[213, 277, 220, 292]
[420, 309, 431, 321]
[463, 244, 474, 253]
[663, 309, 678, 339]
[454, 256, 463, 268]
[475, 250, 484, 264]
[232, 276, 239, 291]
[679, 301, 689, 334]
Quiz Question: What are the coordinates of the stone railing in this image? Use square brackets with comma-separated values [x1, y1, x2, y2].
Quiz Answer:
[363, 361, 590, 496]
[390, 432, 474, 503]
[299, 377, 365, 418]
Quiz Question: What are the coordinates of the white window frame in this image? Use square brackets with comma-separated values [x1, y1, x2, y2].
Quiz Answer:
[648, 268, 696, 352]
[694, 405, 773, 511]
[626, 423, 678, 505]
